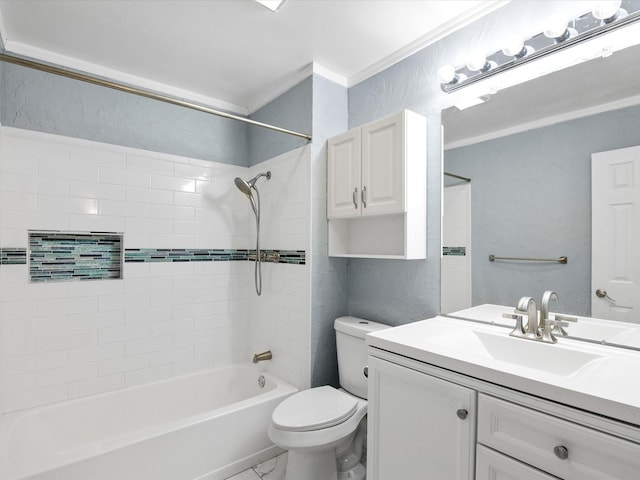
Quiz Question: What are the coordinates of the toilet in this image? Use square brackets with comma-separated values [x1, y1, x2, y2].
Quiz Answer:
[268, 316, 389, 480]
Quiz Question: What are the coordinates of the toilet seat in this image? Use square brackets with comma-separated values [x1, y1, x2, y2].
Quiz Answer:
[272, 386, 358, 432]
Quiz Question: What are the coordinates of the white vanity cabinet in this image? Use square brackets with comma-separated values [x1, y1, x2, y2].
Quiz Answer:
[367, 356, 476, 480]
[367, 347, 640, 480]
[327, 110, 426, 259]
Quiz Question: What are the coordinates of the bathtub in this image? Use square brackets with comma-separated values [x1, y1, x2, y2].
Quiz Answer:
[0, 365, 297, 480]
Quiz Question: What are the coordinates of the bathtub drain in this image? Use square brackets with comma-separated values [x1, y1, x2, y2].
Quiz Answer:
[258, 375, 266, 388]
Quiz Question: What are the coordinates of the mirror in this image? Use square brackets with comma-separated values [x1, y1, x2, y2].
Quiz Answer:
[441, 42, 640, 345]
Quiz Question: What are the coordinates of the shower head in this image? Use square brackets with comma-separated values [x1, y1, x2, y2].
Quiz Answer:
[234, 171, 271, 197]
[234, 177, 253, 197]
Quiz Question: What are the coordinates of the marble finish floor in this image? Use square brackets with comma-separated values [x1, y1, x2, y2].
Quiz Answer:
[225, 452, 287, 480]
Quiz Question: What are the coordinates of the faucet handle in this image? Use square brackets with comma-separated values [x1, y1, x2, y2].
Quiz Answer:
[504, 313, 526, 337]
[550, 314, 577, 336]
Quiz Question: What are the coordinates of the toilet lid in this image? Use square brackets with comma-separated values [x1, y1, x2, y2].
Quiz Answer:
[272, 386, 358, 432]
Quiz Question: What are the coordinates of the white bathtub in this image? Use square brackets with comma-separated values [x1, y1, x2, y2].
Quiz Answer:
[0, 365, 297, 480]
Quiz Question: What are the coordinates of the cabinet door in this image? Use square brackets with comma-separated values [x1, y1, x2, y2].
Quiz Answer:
[327, 128, 361, 219]
[361, 112, 405, 216]
[367, 356, 476, 480]
[476, 445, 558, 480]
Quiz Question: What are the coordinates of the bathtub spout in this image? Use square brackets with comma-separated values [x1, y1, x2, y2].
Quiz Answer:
[252, 350, 272, 363]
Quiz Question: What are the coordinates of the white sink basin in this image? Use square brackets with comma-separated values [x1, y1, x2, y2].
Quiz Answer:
[373, 317, 608, 378]
[471, 330, 604, 376]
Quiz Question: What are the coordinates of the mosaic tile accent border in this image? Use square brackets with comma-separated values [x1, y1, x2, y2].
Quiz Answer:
[1, 248, 27, 265]
[124, 248, 306, 265]
[443, 246, 466, 256]
[1, 243, 306, 279]
[29, 232, 123, 282]
[262, 250, 306, 265]
[124, 248, 249, 263]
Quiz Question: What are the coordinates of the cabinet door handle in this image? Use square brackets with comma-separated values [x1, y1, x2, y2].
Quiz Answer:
[456, 408, 468, 420]
[352, 188, 358, 210]
[362, 185, 367, 208]
[363, 366, 368, 378]
[553, 445, 569, 460]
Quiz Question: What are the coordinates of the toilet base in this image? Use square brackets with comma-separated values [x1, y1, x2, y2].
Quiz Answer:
[285, 449, 339, 480]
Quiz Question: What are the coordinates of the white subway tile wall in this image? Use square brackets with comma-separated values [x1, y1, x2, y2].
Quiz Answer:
[246, 146, 312, 390]
[0, 127, 311, 414]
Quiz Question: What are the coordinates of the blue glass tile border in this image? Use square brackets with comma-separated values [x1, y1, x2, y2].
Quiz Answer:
[1, 245, 306, 274]
[1, 248, 27, 265]
[29, 232, 123, 282]
[124, 248, 306, 265]
[443, 246, 466, 256]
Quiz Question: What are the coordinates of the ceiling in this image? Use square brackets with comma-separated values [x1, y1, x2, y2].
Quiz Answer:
[0, 0, 505, 114]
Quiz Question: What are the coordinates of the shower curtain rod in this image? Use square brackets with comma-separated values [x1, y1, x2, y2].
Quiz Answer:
[0, 53, 313, 141]
[444, 172, 471, 182]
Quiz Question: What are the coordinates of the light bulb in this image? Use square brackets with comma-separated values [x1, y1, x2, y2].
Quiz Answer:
[544, 16, 576, 42]
[467, 51, 496, 72]
[592, 1, 624, 22]
[502, 34, 533, 58]
[437, 65, 456, 84]
[467, 51, 487, 71]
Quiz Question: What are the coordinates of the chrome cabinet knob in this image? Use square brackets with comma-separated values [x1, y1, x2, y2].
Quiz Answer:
[456, 408, 468, 420]
[553, 445, 569, 460]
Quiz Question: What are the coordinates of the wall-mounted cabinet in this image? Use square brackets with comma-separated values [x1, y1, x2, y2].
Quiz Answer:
[327, 110, 427, 259]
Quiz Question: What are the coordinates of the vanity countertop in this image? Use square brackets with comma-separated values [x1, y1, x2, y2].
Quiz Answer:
[366, 309, 640, 428]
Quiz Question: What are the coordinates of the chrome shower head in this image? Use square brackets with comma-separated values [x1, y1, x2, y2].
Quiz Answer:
[234, 171, 271, 197]
[234, 177, 252, 197]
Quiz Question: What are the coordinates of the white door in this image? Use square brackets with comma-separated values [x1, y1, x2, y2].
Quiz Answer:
[327, 128, 361, 219]
[361, 112, 405, 216]
[591, 145, 640, 321]
[367, 356, 476, 480]
[442, 183, 472, 314]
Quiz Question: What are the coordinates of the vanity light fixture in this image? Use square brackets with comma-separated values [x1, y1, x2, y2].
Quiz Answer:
[255, 0, 288, 12]
[439, 0, 640, 94]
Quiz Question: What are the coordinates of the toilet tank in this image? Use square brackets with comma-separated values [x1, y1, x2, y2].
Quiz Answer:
[334, 316, 390, 399]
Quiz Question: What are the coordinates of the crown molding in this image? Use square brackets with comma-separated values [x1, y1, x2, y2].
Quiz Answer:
[3, 40, 249, 115]
[245, 63, 347, 114]
[348, 0, 510, 88]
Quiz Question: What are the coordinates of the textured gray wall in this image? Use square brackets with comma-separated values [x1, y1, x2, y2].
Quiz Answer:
[310, 75, 349, 388]
[248, 77, 312, 166]
[0, 63, 250, 165]
[346, 0, 584, 325]
[445, 104, 640, 316]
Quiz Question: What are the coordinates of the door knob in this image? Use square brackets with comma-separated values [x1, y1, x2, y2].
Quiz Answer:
[456, 409, 468, 420]
[595, 289, 616, 302]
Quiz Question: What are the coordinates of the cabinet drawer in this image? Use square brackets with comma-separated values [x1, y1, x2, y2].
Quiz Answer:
[476, 445, 558, 480]
[478, 394, 640, 480]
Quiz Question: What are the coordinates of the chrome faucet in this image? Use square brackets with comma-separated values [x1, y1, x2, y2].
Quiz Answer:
[539, 290, 578, 343]
[504, 292, 578, 344]
[252, 350, 272, 363]
[540, 290, 559, 343]
[514, 296, 540, 340]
